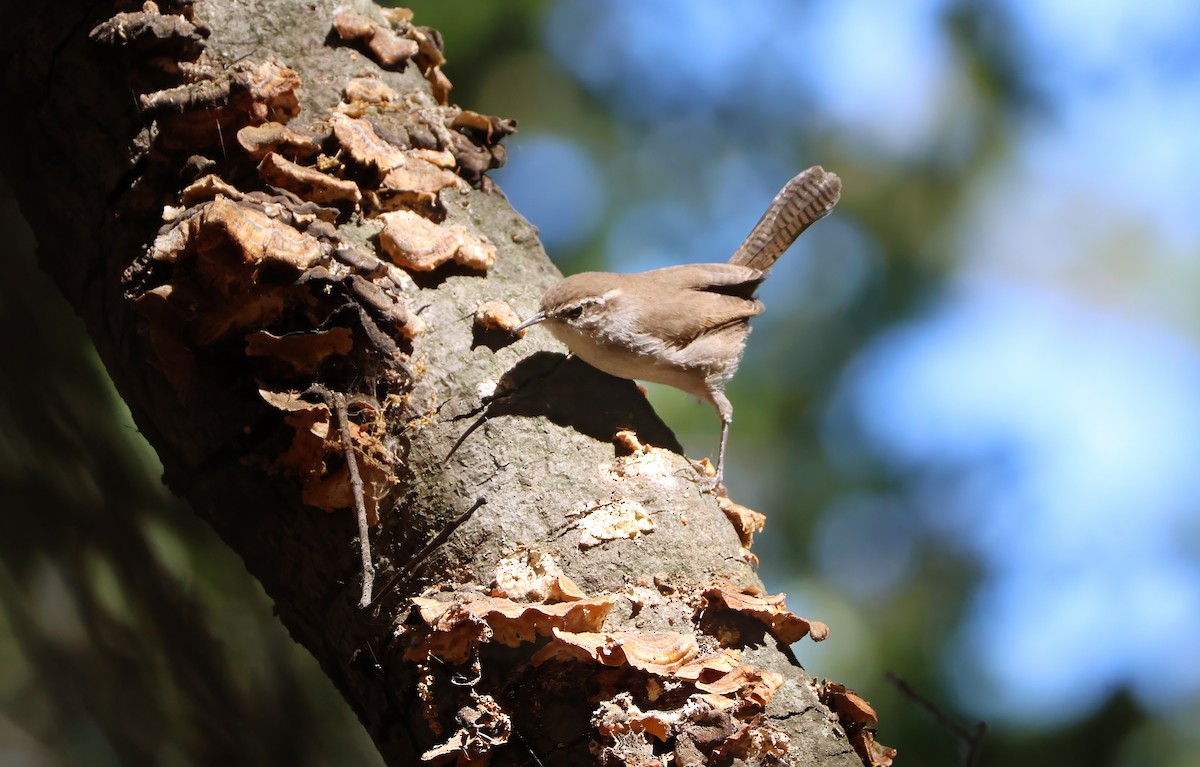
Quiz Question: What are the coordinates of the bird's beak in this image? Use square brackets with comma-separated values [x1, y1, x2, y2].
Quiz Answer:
[512, 311, 547, 334]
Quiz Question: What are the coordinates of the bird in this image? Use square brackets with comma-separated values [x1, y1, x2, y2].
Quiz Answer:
[514, 166, 842, 486]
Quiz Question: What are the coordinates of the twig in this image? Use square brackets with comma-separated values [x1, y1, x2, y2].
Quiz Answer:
[334, 391, 376, 608]
[370, 496, 487, 610]
[885, 672, 987, 767]
[445, 412, 488, 462]
[307, 385, 375, 608]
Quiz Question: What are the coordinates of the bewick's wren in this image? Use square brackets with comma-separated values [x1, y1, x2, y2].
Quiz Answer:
[515, 166, 842, 485]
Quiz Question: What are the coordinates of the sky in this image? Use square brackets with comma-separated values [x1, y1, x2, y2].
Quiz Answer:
[492, 0, 1200, 731]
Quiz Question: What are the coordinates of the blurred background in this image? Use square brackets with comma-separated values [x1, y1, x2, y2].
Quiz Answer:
[3, 0, 1198, 764]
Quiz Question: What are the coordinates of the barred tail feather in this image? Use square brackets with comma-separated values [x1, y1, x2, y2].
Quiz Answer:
[727, 166, 842, 271]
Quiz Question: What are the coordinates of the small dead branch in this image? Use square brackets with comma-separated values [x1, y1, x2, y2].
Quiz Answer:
[885, 672, 987, 767]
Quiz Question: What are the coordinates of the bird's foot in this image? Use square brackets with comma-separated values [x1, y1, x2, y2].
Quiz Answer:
[690, 458, 725, 495]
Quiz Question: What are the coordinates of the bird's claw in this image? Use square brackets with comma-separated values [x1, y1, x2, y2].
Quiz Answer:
[689, 459, 725, 494]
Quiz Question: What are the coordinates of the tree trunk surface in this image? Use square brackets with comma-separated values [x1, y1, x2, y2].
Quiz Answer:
[0, 1, 882, 765]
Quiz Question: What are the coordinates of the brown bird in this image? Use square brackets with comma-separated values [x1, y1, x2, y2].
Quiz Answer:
[515, 166, 842, 485]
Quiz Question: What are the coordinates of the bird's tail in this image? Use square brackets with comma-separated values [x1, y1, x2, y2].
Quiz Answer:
[727, 166, 842, 272]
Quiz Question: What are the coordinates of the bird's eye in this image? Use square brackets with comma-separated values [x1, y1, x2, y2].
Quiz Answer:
[561, 304, 585, 321]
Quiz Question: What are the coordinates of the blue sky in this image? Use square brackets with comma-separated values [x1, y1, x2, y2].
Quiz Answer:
[494, 0, 1200, 730]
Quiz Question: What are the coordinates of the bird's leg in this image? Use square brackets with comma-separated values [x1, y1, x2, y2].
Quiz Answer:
[710, 389, 733, 490]
[716, 417, 730, 487]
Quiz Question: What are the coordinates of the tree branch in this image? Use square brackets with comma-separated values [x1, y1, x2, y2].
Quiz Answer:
[0, 1, 875, 764]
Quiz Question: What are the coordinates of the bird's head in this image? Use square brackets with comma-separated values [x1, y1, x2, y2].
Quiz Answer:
[514, 273, 624, 335]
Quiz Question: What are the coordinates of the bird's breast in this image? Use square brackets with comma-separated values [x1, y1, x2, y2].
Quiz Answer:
[546, 318, 718, 401]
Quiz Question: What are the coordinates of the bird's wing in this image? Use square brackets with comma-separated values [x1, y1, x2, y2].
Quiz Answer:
[638, 263, 765, 295]
[627, 265, 765, 348]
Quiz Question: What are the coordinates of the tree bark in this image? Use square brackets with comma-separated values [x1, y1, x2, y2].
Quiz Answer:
[0, 1, 879, 765]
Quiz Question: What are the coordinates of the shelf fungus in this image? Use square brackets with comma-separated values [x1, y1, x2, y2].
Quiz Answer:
[339, 76, 400, 116]
[257, 152, 362, 206]
[379, 7, 453, 104]
[451, 109, 518, 145]
[531, 629, 699, 675]
[672, 648, 744, 684]
[405, 592, 618, 664]
[235, 121, 322, 161]
[817, 681, 897, 767]
[472, 300, 522, 335]
[490, 550, 585, 603]
[717, 496, 767, 565]
[378, 209, 496, 273]
[244, 328, 354, 375]
[329, 114, 465, 211]
[419, 691, 511, 764]
[591, 693, 681, 742]
[331, 9, 420, 70]
[329, 113, 410, 177]
[142, 58, 302, 152]
[88, 5, 210, 62]
[581, 647, 794, 759]
[150, 194, 325, 271]
[179, 174, 246, 207]
[701, 582, 829, 644]
[471, 299, 523, 351]
[710, 719, 795, 764]
[692, 664, 784, 712]
[255, 389, 395, 522]
[325, 95, 512, 186]
[595, 696, 797, 763]
[138, 195, 330, 357]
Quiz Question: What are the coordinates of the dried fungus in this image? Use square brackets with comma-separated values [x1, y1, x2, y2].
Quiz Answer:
[491, 550, 585, 603]
[236, 122, 322, 160]
[146, 58, 301, 151]
[532, 629, 698, 675]
[151, 195, 325, 271]
[256, 389, 394, 522]
[258, 152, 362, 206]
[244, 327, 353, 374]
[420, 692, 511, 763]
[817, 681, 896, 767]
[407, 593, 617, 664]
[331, 10, 420, 69]
[473, 300, 522, 334]
[378, 210, 496, 273]
[89, 7, 209, 60]
[576, 499, 655, 549]
[703, 582, 829, 644]
[341, 76, 400, 112]
[331, 113, 408, 176]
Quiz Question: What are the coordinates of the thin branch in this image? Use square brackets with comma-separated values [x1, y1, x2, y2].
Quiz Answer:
[370, 496, 487, 611]
[884, 672, 987, 767]
[306, 385, 375, 608]
[445, 412, 489, 463]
